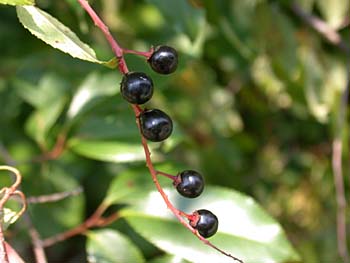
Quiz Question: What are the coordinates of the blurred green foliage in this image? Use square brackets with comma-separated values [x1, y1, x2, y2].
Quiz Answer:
[0, 0, 349, 262]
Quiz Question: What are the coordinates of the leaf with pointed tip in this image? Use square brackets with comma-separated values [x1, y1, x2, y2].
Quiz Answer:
[16, 6, 116, 68]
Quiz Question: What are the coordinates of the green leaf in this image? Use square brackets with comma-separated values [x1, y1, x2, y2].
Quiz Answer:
[30, 165, 84, 237]
[147, 0, 205, 42]
[0, 0, 33, 6]
[16, 6, 116, 67]
[14, 72, 69, 108]
[16, 73, 69, 146]
[103, 163, 178, 206]
[72, 114, 140, 141]
[103, 168, 154, 206]
[25, 97, 66, 146]
[86, 229, 145, 263]
[67, 72, 120, 121]
[121, 186, 300, 263]
[68, 139, 149, 163]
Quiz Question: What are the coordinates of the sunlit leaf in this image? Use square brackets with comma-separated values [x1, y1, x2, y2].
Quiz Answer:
[0, 0, 33, 5]
[121, 184, 300, 263]
[16, 5, 116, 67]
[317, 0, 349, 28]
[86, 229, 145, 263]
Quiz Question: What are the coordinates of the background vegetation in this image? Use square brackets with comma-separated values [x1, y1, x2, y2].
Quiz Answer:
[0, 0, 349, 262]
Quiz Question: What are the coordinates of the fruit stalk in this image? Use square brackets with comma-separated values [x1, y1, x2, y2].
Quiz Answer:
[78, 0, 128, 74]
[78, 1, 243, 261]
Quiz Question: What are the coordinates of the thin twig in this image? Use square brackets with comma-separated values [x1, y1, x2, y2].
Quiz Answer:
[42, 221, 87, 248]
[291, 3, 350, 261]
[78, 0, 129, 73]
[31, 133, 67, 163]
[0, 146, 48, 263]
[290, 2, 350, 53]
[0, 166, 26, 263]
[41, 203, 117, 248]
[0, 223, 8, 263]
[23, 213, 48, 263]
[78, 0, 244, 261]
[27, 187, 83, 204]
[131, 105, 244, 262]
[330, 30, 350, 263]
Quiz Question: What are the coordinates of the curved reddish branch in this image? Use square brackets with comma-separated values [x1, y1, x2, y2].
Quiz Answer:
[0, 166, 27, 263]
[131, 105, 243, 262]
[42, 202, 119, 247]
[78, 1, 243, 262]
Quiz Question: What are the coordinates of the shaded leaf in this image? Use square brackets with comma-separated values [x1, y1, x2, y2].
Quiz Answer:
[16, 5, 116, 67]
[86, 229, 145, 263]
[147, 0, 205, 42]
[67, 72, 120, 121]
[0, 0, 33, 6]
[103, 163, 179, 206]
[25, 97, 66, 146]
[121, 185, 300, 263]
[68, 139, 148, 163]
[14, 72, 69, 108]
[72, 114, 140, 141]
[30, 165, 84, 237]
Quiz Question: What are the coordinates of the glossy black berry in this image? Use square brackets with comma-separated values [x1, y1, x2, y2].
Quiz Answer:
[120, 72, 153, 104]
[190, 209, 218, 238]
[148, 45, 178, 74]
[174, 170, 204, 198]
[139, 109, 173, 142]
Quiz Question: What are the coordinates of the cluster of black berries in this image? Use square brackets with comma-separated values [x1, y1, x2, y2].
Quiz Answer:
[120, 45, 218, 238]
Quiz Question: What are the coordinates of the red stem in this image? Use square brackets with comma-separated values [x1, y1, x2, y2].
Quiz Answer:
[78, 1, 243, 262]
[41, 203, 117, 247]
[131, 105, 243, 262]
[156, 170, 177, 180]
[78, 0, 128, 74]
[123, 47, 154, 59]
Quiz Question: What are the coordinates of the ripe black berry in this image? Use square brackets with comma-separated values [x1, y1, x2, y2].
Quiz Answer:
[120, 72, 153, 104]
[148, 45, 178, 74]
[174, 170, 204, 198]
[139, 109, 173, 142]
[190, 209, 218, 238]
